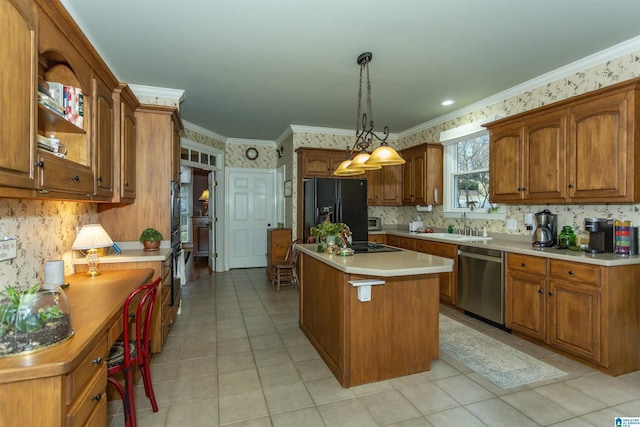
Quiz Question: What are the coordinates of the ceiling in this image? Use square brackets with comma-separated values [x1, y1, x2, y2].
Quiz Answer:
[60, 0, 640, 141]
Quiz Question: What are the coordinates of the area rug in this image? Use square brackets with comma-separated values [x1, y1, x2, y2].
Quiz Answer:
[439, 314, 567, 388]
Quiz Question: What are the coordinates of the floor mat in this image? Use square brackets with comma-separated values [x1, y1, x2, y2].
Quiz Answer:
[439, 314, 567, 388]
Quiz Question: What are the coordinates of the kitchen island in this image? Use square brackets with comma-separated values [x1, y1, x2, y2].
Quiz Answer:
[296, 244, 453, 387]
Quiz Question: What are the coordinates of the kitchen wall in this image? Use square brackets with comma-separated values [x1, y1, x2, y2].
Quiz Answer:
[0, 199, 95, 291]
[288, 49, 640, 238]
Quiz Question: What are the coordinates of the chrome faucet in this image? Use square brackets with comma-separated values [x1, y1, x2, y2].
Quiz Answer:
[462, 212, 468, 235]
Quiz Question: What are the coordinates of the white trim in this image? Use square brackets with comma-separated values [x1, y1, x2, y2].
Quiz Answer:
[439, 118, 495, 145]
[128, 84, 185, 103]
[399, 36, 640, 139]
[183, 120, 227, 142]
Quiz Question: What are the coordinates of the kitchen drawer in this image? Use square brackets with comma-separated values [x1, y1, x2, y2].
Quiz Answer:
[507, 253, 547, 276]
[108, 314, 123, 348]
[66, 334, 108, 405]
[550, 259, 600, 286]
[415, 240, 456, 258]
[396, 236, 416, 250]
[38, 152, 94, 195]
[66, 367, 107, 427]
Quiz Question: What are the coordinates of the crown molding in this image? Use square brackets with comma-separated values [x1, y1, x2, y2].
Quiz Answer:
[399, 36, 640, 138]
[289, 124, 399, 141]
[183, 120, 227, 142]
[226, 138, 275, 147]
[128, 84, 186, 103]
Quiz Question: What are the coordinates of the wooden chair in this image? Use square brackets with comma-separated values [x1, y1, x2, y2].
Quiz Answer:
[272, 238, 303, 291]
[107, 277, 162, 427]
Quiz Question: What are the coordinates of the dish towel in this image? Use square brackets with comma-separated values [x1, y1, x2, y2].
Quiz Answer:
[176, 249, 187, 286]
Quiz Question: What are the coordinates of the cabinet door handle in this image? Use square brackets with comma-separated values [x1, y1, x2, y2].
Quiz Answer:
[517, 187, 522, 191]
[71, 176, 80, 182]
[91, 393, 103, 402]
[548, 291, 554, 296]
[124, 182, 130, 187]
[521, 187, 527, 191]
[34, 160, 44, 168]
[97, 176, 103, 182]
[538, 289, 544, 294]
[521, 262, 526, 267]
[91, 356, 102, 365]
[568, 271, 574, 275]
[568, 183, 574, 188]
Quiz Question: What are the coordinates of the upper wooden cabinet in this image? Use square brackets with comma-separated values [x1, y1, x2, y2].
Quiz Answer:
[297, 147, 347, 178]
[92, 76, 115, 198]
[487, 78, 640, 204]
[401, 143, 443, 206]
[113, 83, 139, 202]
[0, 0, 38, 192]
[489, 110, 566, 203]
[0, 0, 129, 202]
[365, 164, 402, 206]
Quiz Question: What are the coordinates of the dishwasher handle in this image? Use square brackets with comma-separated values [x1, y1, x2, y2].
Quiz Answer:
[458, 250, 503, 263]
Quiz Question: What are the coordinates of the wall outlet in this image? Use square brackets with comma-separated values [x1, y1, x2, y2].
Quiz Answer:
[524, 213, 534, 226]
[506, 219, 518, 230]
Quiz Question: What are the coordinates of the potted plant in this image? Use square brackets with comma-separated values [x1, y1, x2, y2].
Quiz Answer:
[139, 228, 163, 251]
[310, 222, 351, 253]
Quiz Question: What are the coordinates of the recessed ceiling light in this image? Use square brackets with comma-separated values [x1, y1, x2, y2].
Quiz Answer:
[441, 99, 455, 106]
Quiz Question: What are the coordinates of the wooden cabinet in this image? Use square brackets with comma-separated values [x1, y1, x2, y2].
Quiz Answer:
[192, 216, 210, 258]
[297, 147, 347, 178]
[92, 76, 115, 198]
[368, 234, 386, 244]
[415, 239, 458, 305]
[112, 83, 139, 202]
[365, 164, 402, 205]
[386, 235, 416, 250]
[401, 143, 443, 205]
[0, 0, 38, 191]
[505, 253, 640, 375]
[489, 110, 566, 203]
[487, 78, 640, 204]
[98, 105, 183, 242]
[266, 228, 292, 281]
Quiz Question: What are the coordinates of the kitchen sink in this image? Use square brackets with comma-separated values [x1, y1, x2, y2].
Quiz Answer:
[414, 232, 493, 242]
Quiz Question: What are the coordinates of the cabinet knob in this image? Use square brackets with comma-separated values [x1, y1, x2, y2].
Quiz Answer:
[91, 356, 103, 365]
[521, 187, 527, 191]
[97, 176, 103, 182]
[517, 187, 522, 191]
[71, 176, 80, 182]
[568, 271, 574, 275]
[521, 262, 526, 267]
[91, 393, 103, 402]
[34, 160, 44, 168]
[548, 291, 554, 296]
[568, 183, 574, 188]
[538, 289, 543, 294]
[124, 182, 130, 187]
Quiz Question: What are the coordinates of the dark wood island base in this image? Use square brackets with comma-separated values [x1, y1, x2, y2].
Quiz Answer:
[299, 253, 441, 387]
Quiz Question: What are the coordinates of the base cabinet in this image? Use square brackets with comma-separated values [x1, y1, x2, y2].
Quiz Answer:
[415, 239, 458, 305]
[506, 253, 640, 375]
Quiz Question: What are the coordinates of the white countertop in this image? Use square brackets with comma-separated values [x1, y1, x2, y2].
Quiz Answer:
[297, 243, 454, 277]
[72, 242, 172, 264]
[375, 229, 640, 267]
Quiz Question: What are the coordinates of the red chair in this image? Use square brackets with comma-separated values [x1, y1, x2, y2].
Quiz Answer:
[107, 277, 161, 427]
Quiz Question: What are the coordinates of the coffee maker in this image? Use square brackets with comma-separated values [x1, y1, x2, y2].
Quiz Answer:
[533, 209, 557, 247]
[584, 218, 614, 253]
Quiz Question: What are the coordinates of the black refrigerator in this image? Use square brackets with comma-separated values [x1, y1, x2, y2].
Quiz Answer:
[303, 177, 368, 243]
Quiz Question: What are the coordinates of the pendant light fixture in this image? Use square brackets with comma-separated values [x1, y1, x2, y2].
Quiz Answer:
[333, 52, 405, 176]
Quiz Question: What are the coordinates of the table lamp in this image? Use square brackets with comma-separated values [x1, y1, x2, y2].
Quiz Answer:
[198, 188, 209, 215]
[72, 224, 114, 277]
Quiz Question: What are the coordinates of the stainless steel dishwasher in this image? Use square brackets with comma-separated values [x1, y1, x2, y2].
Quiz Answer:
[457, 245, 504, 325]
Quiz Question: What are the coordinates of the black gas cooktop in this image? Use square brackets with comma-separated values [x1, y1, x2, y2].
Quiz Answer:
[351, 242, 403, 253]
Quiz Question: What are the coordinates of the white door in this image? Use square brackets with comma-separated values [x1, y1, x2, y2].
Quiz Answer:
[227, 168, 276, 269]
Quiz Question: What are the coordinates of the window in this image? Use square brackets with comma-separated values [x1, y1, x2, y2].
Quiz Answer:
[441, 119, 504, 219]
[453, 133, 490, 209]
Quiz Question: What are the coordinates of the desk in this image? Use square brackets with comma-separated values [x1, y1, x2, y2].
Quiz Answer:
[0, 269, 153, 426]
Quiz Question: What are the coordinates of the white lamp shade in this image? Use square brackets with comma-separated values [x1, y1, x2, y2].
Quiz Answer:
[72, 224, 114, 250]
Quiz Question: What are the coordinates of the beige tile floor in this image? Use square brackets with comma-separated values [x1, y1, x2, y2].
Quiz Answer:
[107, 266, 640, 427]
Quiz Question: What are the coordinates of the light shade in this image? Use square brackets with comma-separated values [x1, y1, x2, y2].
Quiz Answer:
[365, 143, 406, 166]
[348, 152, 381, 171]
[72, 224, 114, 250]
[333, 159, 365, 176]
[198, 189, 209, 201]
